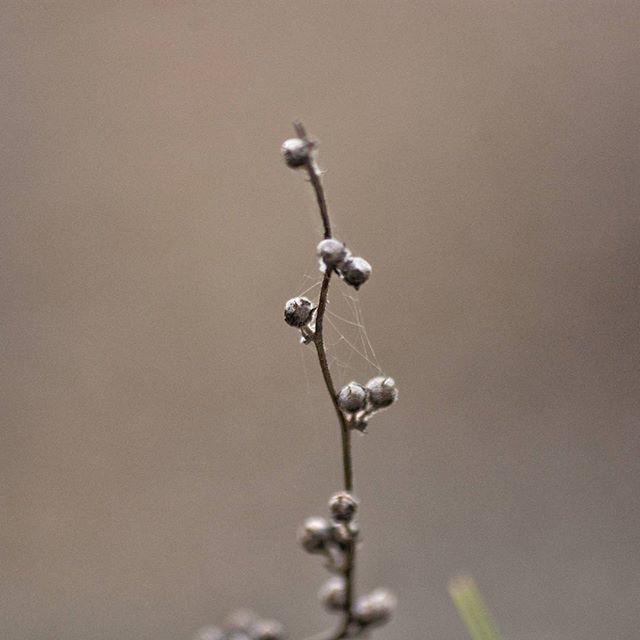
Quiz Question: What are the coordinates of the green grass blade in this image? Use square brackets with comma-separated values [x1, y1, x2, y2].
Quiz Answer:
[448, 576, 502, 640]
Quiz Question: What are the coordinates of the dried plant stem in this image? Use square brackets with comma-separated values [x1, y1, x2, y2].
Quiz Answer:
[293, 122, 332, 240]
[294, 122, 356, 638]
[314, 271, 354, 493]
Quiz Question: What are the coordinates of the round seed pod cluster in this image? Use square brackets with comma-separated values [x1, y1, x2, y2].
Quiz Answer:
[305, 493, 396, 632]
[193, 610, 285, 640]
[317, 238, 372, 290]
[336, 376, 399, 432]
[298, 492, 360, 612]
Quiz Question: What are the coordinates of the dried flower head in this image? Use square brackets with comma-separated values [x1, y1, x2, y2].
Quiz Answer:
[281, 138, 311, 168]
[317, 238, 348, 270]
[329, 491, 359, 523]
[336, 382, 368, 413]
[298, 517, 331, 554]
[366, 376, 398, 409]
[284, 297, 314, 328]
[340, 256, 372, 289]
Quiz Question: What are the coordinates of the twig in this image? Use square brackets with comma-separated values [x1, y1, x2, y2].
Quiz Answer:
[293, 121, 356, 636]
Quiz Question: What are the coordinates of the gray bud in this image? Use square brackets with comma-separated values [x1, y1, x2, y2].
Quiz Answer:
[329, 491, 358, 523]
[318, 576, 346, 611]
[281, 138, 310, 168]
[317, 238, 348, 269]
[353, 588, 397, 627]
[284, 297, 314, 328]
[340, 256, 371, 289]
[337, 382, 367, 413]
[298, 517, 331, 553]
[366, 376, 398, 409]
[251, 619, 286, 640]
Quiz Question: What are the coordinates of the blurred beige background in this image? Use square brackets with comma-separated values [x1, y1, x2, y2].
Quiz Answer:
[2, 2, 639, 639]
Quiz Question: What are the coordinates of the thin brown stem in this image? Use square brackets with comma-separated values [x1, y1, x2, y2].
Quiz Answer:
[294, 121, 332, 239]
[293, 122, 356, 637]
[313, 271, 353, 491]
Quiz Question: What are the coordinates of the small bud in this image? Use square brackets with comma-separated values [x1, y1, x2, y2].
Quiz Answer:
[298, 517, 331, 554]
[318, 576, 346, 611]
[353, 588, 397, 627]
[281, 138, 311, 168]
[329, 491, 358, 523]
[365, 376, 398, 409]
[340, 256, 371, 289]
[317, 238, 348, 269]
[284, 297, 314, 328]
[251, 619, 286, 640]
[351, 417, 368, 433]
[337, 382, 368, 413]
[193, 626, 224, 640]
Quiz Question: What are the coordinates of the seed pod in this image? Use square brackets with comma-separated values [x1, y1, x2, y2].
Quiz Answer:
[340, 256, 371, 289]
[298, 517, 331, 554]
[284, 297, 314, 328]
[318, 576, 346, 611]
[281, 138, 310, 168]
[337, 382, 367, 413]
[317, 238, 348, 269]
[353, 588, 397, 627]
[251, 619, 286, 640]
[329, 491, 358, 523]
[365, 376, 398, 409]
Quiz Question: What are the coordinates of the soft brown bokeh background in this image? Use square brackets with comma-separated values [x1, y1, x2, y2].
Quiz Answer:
[2, 2, 639, 639]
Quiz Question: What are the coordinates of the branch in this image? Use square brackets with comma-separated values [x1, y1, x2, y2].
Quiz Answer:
[293, 121, 356, 635]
